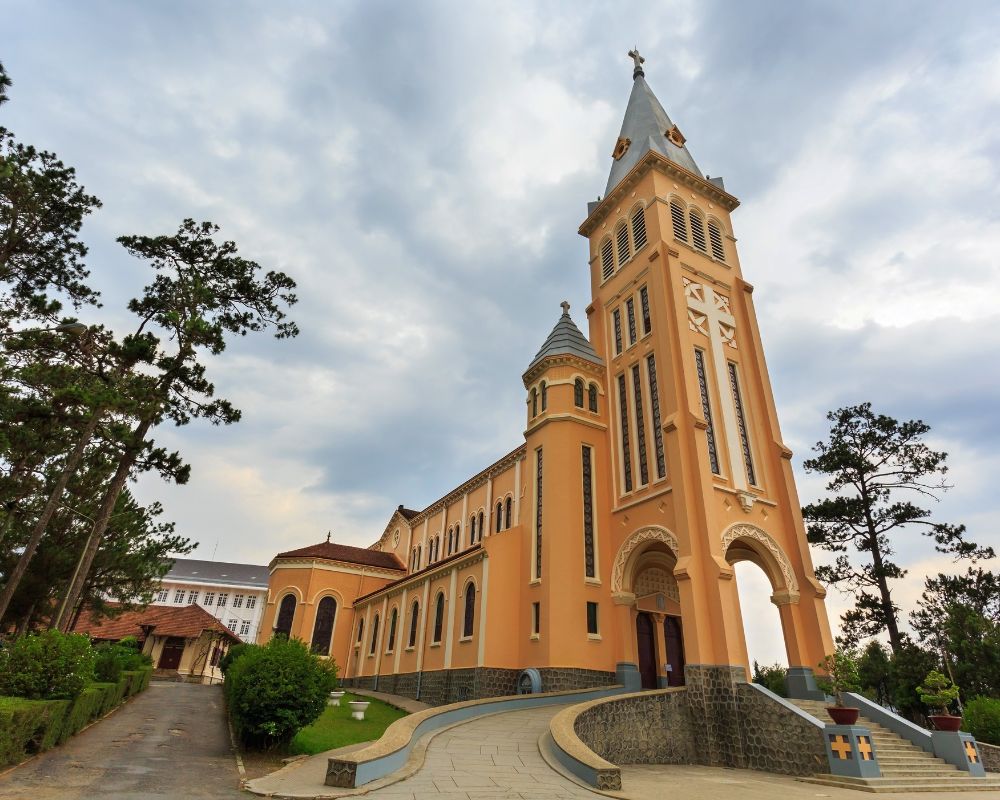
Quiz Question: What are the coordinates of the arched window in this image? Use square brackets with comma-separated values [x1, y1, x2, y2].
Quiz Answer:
[615, 222, 631, 265]
[588, 383, 598, 413]
[356, 617, 364, 645]
[478, 511, 484, 541]
[541, 381, 547, 411]
[531, 387, 538, 417]
[433, 592, 445, 643]
[454, 522, 460, 551]
[689, 209, 707, 253]
[505, 496, 513, 529]
[495, 501, 503, 533]
[417, 544, 422, 569]
[600, 238, 615, 281]
[369, 614, 379, 655]
[631, 205, 648, 252]
[408, 601, 419, 648]
[708, 220, 726, 261]
[670, 200, 688, 242]
[469, 514, 476, 545]
[387, 607, 398, 652]
[446, 528, 453, 556]
[310, 596, 336, 655]
[463, 582, 476, 638]
[275, 594, 296, 637]
[574, 378, 584, 408]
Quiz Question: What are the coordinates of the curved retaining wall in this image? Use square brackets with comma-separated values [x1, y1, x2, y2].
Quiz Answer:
[325, 685, 624, 788]
[547, 676, 828, 790]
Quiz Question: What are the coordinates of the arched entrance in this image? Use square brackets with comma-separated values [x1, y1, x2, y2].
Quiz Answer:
[635, 612, 658, 689]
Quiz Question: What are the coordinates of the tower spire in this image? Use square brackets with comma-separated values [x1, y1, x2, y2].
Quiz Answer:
[627, 48, 645, 80]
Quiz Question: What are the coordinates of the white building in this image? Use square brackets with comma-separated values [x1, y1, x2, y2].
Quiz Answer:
[151, 558, 269, 643]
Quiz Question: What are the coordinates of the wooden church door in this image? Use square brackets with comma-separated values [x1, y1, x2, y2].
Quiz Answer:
[664, 615, 685, 686]
[158, 637, 185, 670]
[636, 612, 658, 689]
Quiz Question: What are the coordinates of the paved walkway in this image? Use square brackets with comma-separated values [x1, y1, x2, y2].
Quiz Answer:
[349, 688, 431, 714]
[0, 681, 242, 800]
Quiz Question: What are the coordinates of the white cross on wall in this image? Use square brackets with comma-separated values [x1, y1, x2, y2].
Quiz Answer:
[684, 279, 750, 491]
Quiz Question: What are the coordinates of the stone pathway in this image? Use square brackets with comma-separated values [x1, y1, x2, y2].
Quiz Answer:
[363, 706, 596, 799]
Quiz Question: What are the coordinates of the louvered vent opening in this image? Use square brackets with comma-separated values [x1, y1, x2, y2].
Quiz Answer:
[690, 211, 707, 253]
[615, 223, 631, 265]
[708, 222, 726, 261]
[600, 239, 614, 280]
[631, 208, 648, 252]
[670, 201, 688, 241]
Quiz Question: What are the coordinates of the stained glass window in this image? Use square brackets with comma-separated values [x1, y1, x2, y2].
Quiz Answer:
[695, 348, 720, 474]
[582, 445, 595, 578]
[647, 355, 666, 480]
[618, 373, 633, 492]
[728, 362, 757, 486]
[632, 364, 649, 486]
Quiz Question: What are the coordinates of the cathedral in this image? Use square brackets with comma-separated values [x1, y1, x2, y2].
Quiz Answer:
[259, 53, 835, 706]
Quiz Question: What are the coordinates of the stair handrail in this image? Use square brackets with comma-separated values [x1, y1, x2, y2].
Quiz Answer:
[844, 691, 934, 753]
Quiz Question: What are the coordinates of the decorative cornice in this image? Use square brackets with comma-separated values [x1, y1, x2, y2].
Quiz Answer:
[354, 549, 488, 606]
[524, 413, 608, 437]
[580, 151, 739, 237]
[269, 556, 404, 578]
[522, 352, 604, 386]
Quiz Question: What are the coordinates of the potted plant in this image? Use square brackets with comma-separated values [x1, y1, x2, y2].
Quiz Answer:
[918, 670, 962, 731]
[817, 650, 862, 725]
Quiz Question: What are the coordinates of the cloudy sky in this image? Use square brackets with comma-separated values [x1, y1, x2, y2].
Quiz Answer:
[4, 0, 999, 664]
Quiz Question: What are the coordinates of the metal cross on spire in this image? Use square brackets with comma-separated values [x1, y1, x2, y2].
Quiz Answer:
[326, 530, 331, 543]
[627, 48, 645, 79]
[560, 300, 571, 315]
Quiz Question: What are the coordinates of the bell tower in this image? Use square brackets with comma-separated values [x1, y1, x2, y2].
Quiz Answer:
[581, 52, 834, 699]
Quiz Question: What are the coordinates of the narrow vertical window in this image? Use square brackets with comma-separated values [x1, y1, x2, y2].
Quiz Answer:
[433, 593, 444, 643]
[708, 220, 726, 261]
[588, 383, 598, 413]
[582, 445, 595, 579]
[369, 614, 379, 655]
[670, 200, 688, 241]
[613, 308, 623, 355]
[408, 601, 419, 648]
[639, 286, 651, 335]
[632, 364, 649, 486]
[694, 348, 720, 475]
[647, 355, 666, 480]
[532, 602, 540, 635]
[615, 222, 631, 265]
[478, 511, 484, 541]
[463, 583, 476, 638]
[728, 362, 757, 486]
[275, 595, 296, 638]
[469, 514, 476, 546]
[417, 544, 422, 568]
[387, 607, 397, 652]
[689, 210, 708, 253]
[600, 238, 615, 281]
[310, 596, 336, 655]
[535, 447, 543, 580]
[356, 617, 364, 644]
[541, 381, 547, 411]
[574, 378, 584, 408]
[617, 373, 633, 492]
[626, 297, 637, 345]
[505, 496, 512, 529]
[454, 522, 461, 550]
[631, 206, 647, 252]
[587, 602, 599, 635]
[495, 502, 502, 533]
[531, 387, 538, 417]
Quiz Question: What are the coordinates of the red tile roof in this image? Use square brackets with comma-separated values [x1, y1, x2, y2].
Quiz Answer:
[398, 506, 420, 520]
[275, 540, 405, 571]
[73, 603, 240, 643]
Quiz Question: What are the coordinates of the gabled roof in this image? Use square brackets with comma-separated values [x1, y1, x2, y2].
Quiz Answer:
[525, 302, 602, 375]
[398, 506, 420, 520]
[164, 558, 269, 588]
[73, 603, 240, 643]
[274, 540, 405, 571]
[605, 74, 701, 197]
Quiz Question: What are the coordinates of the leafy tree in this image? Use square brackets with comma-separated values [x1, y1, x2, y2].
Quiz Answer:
[888, 637, 938, 720]
[0, 629, 94, 699]
[54, 219, 297, 629]
[0, 61, 11, 107]
[751, 661, 787, 697]
[802, 404, 993, 655]
[856, 640, 893, 705]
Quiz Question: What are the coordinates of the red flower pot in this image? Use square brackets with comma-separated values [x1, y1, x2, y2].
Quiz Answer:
[929, 714, 963, 732]
[827, 706, 860, 725]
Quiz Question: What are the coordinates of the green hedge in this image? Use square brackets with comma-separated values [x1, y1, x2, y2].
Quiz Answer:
[964, 697, 1000, 746]
[0, 666, 155, 766]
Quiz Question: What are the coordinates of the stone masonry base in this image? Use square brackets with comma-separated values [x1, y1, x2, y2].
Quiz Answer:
[340, 667, 616, 706]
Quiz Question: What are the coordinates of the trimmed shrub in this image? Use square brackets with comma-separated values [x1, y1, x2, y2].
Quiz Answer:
[93, 637, 151, 683]
[225, 637, 337, 748]
[964, 697, 1000, 745]
[57, 686, 106, 743]
[126, 666, 153, 695]
[219, 642, 257, 676]
[0, 697, 69, 766]
[0, 631, 95, 700]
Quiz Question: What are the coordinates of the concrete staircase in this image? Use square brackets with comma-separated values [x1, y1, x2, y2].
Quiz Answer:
[788, 698, 1000, 793]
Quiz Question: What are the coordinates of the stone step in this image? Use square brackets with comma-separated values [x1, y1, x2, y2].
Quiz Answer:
[799, 775, 1000, 794]
[877, 756, 952, 766]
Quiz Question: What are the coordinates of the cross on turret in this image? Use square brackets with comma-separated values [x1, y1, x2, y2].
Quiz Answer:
[628, 48, 645, 79]
[560, 300, 571, 316]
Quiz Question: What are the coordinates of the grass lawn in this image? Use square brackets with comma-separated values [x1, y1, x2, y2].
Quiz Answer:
[289, 692, 408, 755]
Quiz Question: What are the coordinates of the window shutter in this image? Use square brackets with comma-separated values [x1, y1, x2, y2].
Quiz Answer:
[631, 207, 647, 252]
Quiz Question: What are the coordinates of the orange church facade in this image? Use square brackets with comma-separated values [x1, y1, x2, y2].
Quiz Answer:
[258, 59, 835, 704]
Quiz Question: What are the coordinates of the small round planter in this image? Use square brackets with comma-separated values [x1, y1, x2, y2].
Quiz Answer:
[929, 714, 962, 732]
[328, 690, 346, 707]
[827, 706, 860, 726]
[348, 700, 371, 721]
